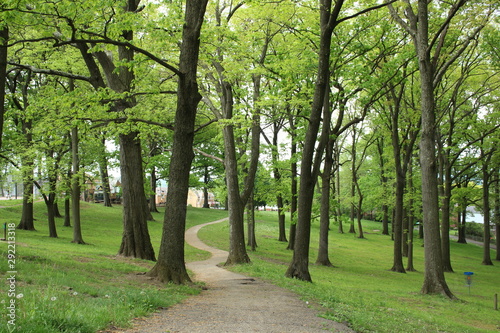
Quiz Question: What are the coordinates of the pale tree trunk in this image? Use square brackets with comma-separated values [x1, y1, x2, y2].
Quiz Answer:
[148, 0, 208, 283]
[71, 127, 84, 244]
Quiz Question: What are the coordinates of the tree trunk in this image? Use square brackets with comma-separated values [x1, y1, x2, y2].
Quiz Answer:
[272, 128, 287, 242]
[149, 166, 159, 213]
[64, 193, 71, 227]
[481, 154, 493, 265]
[286, 0, 338, 279]
[203, 166, 210, 208]
[406, 158, 416, 271]
[18, 159, 35, 231]
[457, 183, 467, 244]
[224, 125, 250, 265]
[287, 111, 298, 250]
[417, 1, 453, 297]
[0, 26, 7, 149]
[118, 132, 155, 260]
[71, 127, 84, 244]
[99, 136, 113, 208]
[148, 0, 208, 283]
[46, 193, 58, 238]
[316, 150, 333, 266]
[247, 192, 257, 251]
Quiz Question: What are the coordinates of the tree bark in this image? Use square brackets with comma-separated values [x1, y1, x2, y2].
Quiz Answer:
[416, 1, 454, 298]
[148, 0, 208, 283]
[316, 139, 334, 266]
[99, 136, 113, 208]
[286, 0, 342, 281]
[149, 166, 159, 213]
[71, 126, 84, 244]
[18, 124, 35, 231]
[287, 110, 298, 250]
[118, 132, 155, 260]
[246, 191, 257, 251]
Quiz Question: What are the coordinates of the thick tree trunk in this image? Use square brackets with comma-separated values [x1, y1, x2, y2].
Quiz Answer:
[224, 125, 250, 265]
[18, 160, 35, 231]
[46, 193, 58, 238]
[286, 1, 337, 279]
[118, 132, 155, 260]
[148, 0, 208, 283]
[71, 127, 84, 244]
[417, 5, 453, 297]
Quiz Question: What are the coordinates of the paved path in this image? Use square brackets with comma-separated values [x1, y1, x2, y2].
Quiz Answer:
[112, 218, 354, 333]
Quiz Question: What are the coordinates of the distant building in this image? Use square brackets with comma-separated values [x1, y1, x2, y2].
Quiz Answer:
[155, 187, 217, 208]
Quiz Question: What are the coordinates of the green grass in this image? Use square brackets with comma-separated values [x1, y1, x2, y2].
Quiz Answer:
[0, 201, 228, 333]
[198, 211, 500, 333]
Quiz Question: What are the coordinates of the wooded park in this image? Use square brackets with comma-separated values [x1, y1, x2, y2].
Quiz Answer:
[0, 0, 499, 330]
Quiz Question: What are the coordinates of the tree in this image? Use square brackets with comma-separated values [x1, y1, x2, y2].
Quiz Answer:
[387, 0, 493, 298]
[148, 0, 209, 283]
[71, 125, 84, 244]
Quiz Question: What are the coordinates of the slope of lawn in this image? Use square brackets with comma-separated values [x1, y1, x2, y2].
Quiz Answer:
[0, 201, 228, 333]
[198, 211, 500, 333]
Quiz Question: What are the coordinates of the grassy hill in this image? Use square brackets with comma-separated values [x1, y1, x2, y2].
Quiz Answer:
[1, 201, 499, 332]
[199, 211, 500, 332]
[0, 201, 227, 333]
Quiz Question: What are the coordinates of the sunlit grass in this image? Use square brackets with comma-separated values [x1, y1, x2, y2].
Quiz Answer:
[0, 201, 227, 333]
[199, 211, 500, 333]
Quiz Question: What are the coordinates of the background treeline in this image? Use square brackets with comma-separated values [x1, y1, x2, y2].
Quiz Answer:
[0, 0, 499, 296]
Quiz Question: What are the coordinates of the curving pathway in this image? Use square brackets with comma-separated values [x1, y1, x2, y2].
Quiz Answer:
[111, 218, 354, 333]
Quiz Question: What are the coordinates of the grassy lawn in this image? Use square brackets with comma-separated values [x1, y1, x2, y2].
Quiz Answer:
[0, 201, 228, 333]
[198, 211, 500, 333]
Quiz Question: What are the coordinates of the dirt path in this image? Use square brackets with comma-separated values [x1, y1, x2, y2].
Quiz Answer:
[112, 218, 354, 333]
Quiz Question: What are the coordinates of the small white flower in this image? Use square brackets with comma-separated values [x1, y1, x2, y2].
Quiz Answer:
[104, 294, 110, 298]
[16, 294, 24, 299]
[50, 297, 57, 301]
[72, 292, 78, 296]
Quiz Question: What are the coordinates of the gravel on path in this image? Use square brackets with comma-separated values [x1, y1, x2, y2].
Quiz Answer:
[104, 218, 354, 333]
